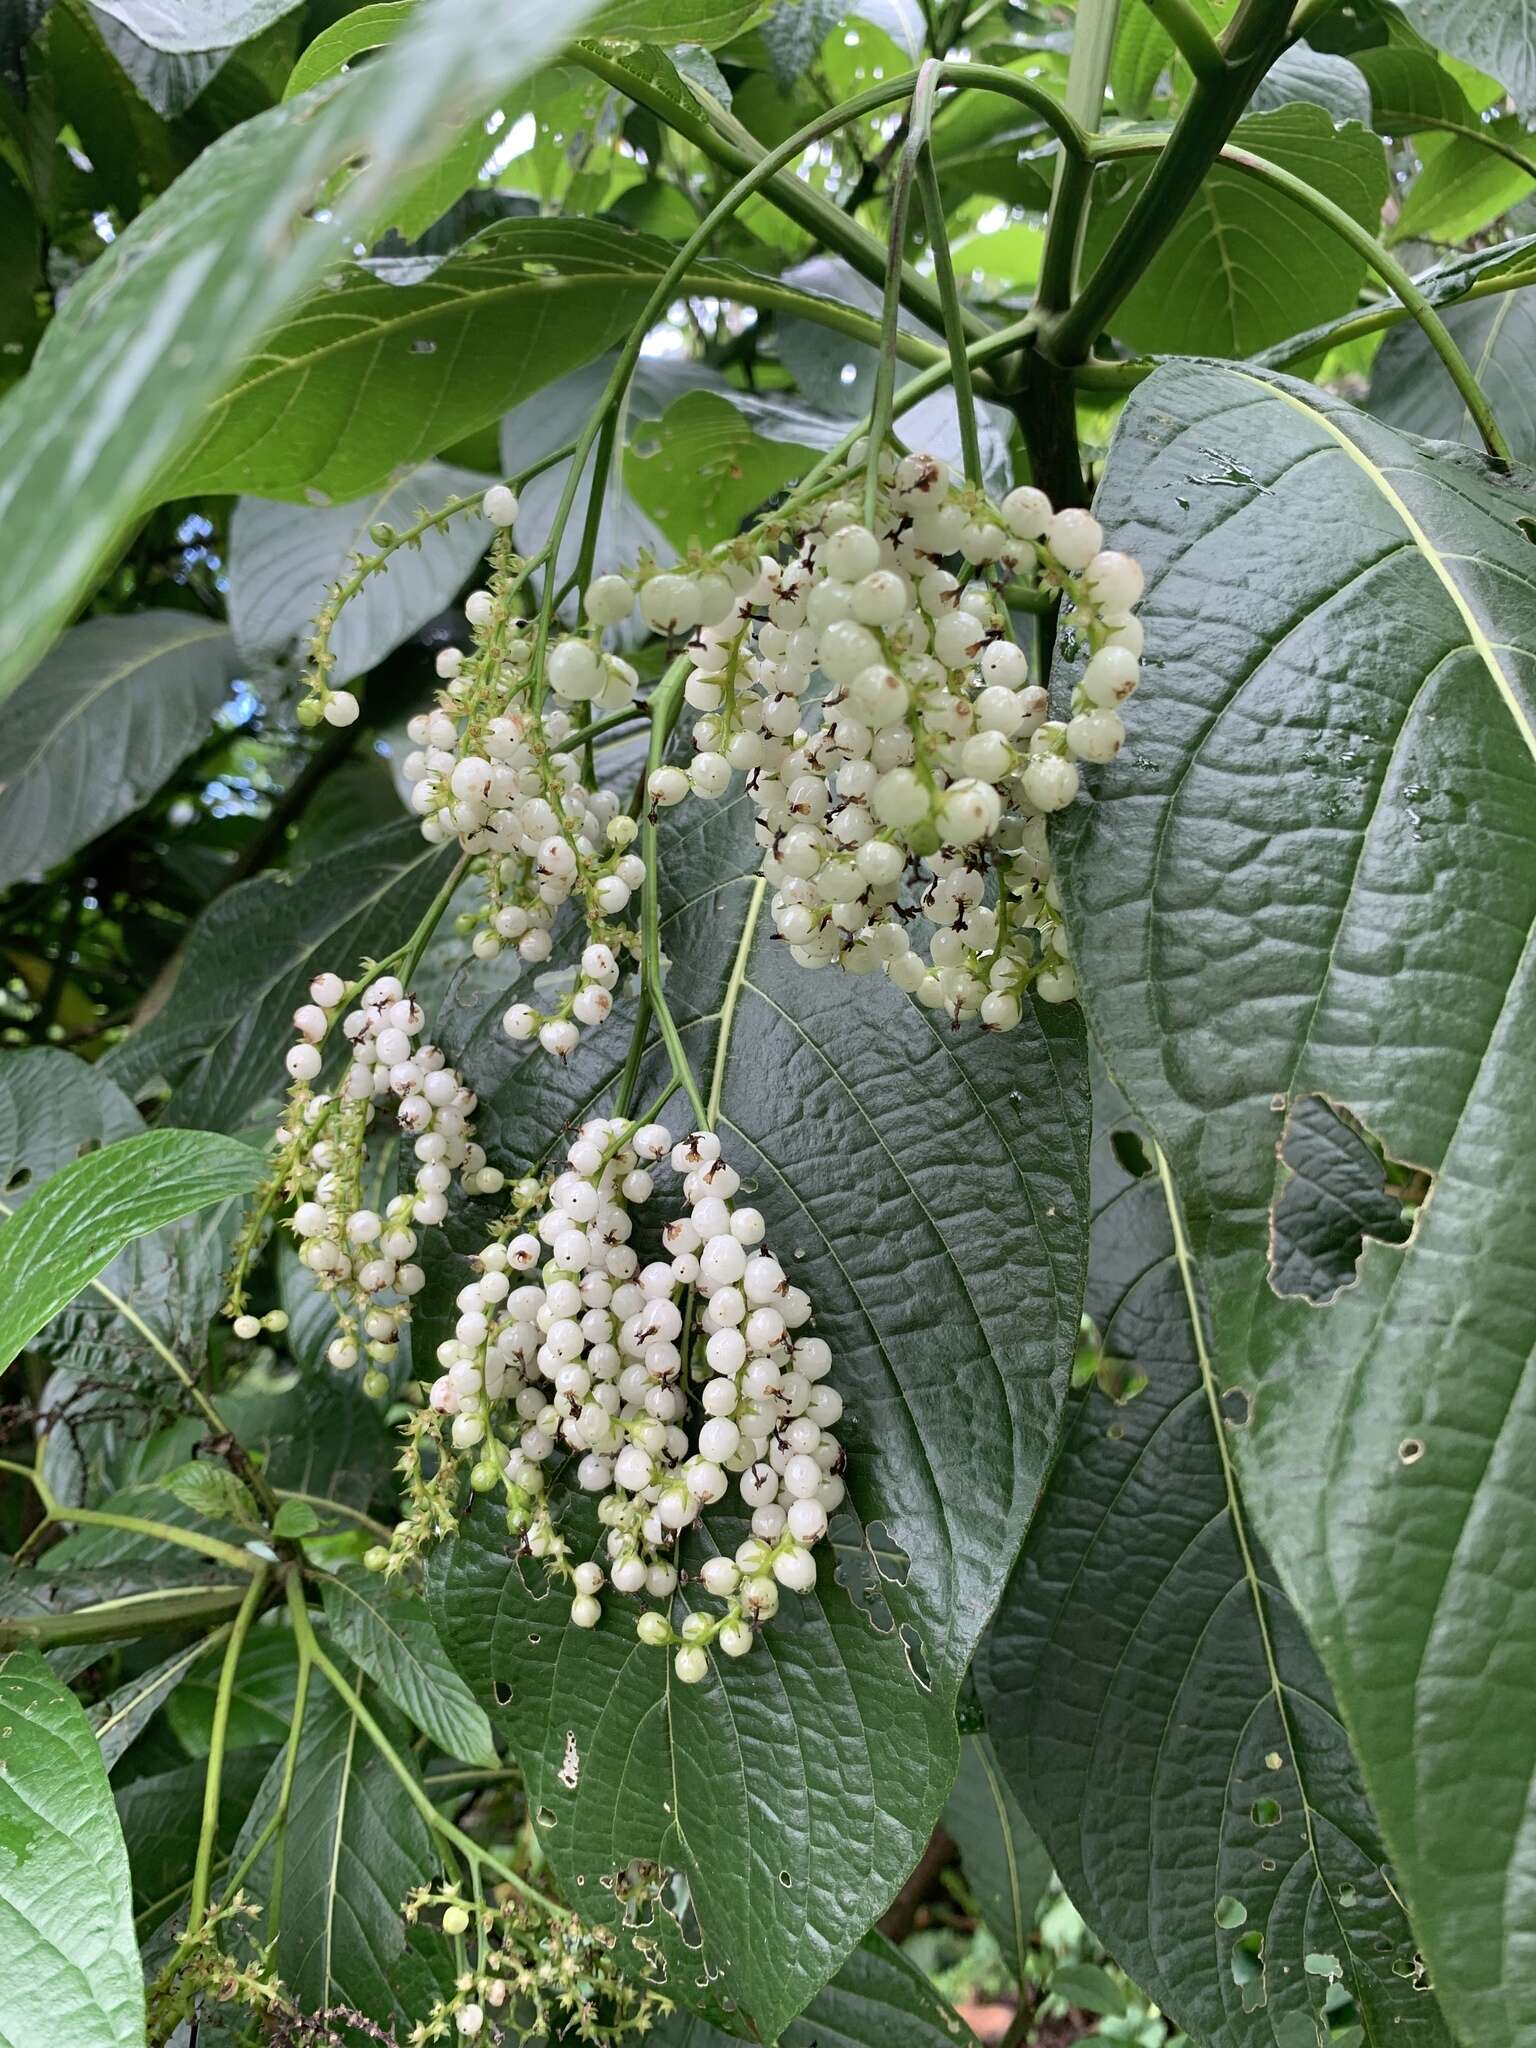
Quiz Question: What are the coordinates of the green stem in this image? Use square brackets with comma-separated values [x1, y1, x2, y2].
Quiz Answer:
[1144, 0, 1224, 80]
[614, 988, 655, 1122]
[1390, 112, 1536, 180]
[189, 1566, 269, 1934]
[915, 141, 981, 487]
[397, 852, 471, 986]
[1041, 0, 1294, 363]
[272, 1488, 392, 1540]
[0, 1459, 263, 1575]
[1263, 260, 1536, 367]
[263, 1630, 313, 1937]
[285, 1578, 558, 1915]
[1099, 134, 1515, 465]
[0, 1582, 252, 1649]
[552, 704, 651, 755]
[1037, 0, 1120, 316]
[640, 659, 709, 1129]
[704, 879, 768, 1130]
[866, 65, 939, 524]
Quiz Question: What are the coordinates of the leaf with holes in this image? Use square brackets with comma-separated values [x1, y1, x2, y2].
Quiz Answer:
[978, 1081, 1452, 2044]
[427, 789, 1089, 2036]
[0, 1650, 145, 2048]
[0, 0, 601, 700]
[1080, 104, 1387, 356]
[227, 461, 492, 686]
[0, 1126, 262, 1372]
[102, 819, 454, 1133]
[1056, 356, 1536, 2046]
[645, 1931, 982, 2046]
[624, 390, 815, 550]
[0, 611, 237, 888]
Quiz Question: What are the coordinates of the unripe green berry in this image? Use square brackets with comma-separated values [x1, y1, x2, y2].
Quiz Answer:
[362, 1368, 390, 1400]
[364, 1545, 391, 1573]
[442, 1904, 471, 1936]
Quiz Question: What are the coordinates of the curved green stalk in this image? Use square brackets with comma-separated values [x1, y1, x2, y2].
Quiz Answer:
[1262, 261, 1536, 370]
[188, 1565, 270, 1934]
[1094, 134, 1515, 465]
[1144, 0, 1224, 79]
[640, 659, 708, 1130]
[865, 64, 942, 524]
[0, 1458, 264, 1575]
[285, 1575, 559, 1916]
[705, 879, 768, 1131]
[915, 140, 982, 487]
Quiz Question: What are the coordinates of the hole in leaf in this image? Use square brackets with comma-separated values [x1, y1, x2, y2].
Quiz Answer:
[2, 1166, 30, 1193]
[1517, 515, 1536, 546]
[1338, 1883, 1358, 1907]
[1399, 1438, 1425, 1466]
[535, 1807, 556, 1828]
[1251, 1798, 1282, 1828]
[1305, 1953, 1342, 1981]
[1222, 1387, 1251, 1427]
[1109, 1127, 1154, 1179]
[1268, 1095, 1422, 1305]
[866, 1520, 910, 1586]
[899, 1623, 932, 1691]
[1232, 1932, 1266, 2011]
[492, 1680, 512, 1707]
[1215, 1896, 1247, 1929]
[778, 1871, 792, 1888]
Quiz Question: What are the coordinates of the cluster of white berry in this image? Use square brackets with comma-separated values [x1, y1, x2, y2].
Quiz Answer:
[621, 454, 1142, 1021]
[248, 970, 501, 1377]
[386, 1119, 840, 1682]
[399, 522, 646, 1062]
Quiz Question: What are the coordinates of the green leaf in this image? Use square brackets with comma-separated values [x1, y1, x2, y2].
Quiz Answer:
[102, 819, 454, 1132]
[320, 1565, 498, 1768]
[284, 1, 414, 98]
[0, 1649, 144, 2048]
[237, 1678, 437, 2023]
[624, 389, 814, 549]
[1110, 6, 1173, 118]
[272, 1498, 320, 1538]
[89, 1636, 212, 1768]
[0, 0, 602, 701]
[90, 0, 302, 51]
[164, 1458, 263, 1531]
[167, 1628, 300, 1754]
[87, 5, 232, 117]
[1391, 119, 1536, 244]
[1051, 1963, 1125, 2018]
[1248, 44, 1371, 125]
[588, 0, 768, 45]
[645, 1931, 982, 2046]
[1352, 44, 1479, 130]
[1055, 356, 1536, 2047]
[1394, 0, 1536, 109]
[942, 1734, 1050, 1988]
[227, 461, 491, 687]
[1252, 234, 1536, 373]
[165, 219, 836, 504]
[0, 1126, 262, 1371]
[979, 1080, 1453, 2045]
[428, 789, 1090, 2036]
[0, 609, 235, 889]
[114, 1738, 274, 1920]
[1081, 104, 1388, 355]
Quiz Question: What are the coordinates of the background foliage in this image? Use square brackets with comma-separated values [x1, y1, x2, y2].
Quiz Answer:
[0, 0, 1533, 2045]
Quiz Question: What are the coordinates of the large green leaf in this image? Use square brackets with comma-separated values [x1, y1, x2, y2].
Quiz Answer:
[1371, 285, 1536, 462]
[429, 789, 1090, 2037]
[624, 388, 815, 549]
[0, 611, 236, 888]
[1248, 44, 1370, 125]
[227, 461, 490, 687]
[647, 1931, 981, 2046]
[1352, 44, 1479, 131]
[102, 819, 454, 1132]
[979, 1084, 1452, 2045]
[1390, 120, 1536, 246]
[1056, 357, 1536, 2047]
[0, 1649, 144, 2048]
[166, 220, 696, 502]
[236, 1676, 437, 2023]
[942, 1734, 1050, 1988]
[0, 0, 600, 700]
[1081, 104, 1388, 356]
[0, 1126, 261, 1371]
[320, 1564, 498, 1768]
[589, 0, 767, 44]
[89, 1636, 213, 1768]
[1395, 0, 1536, 109]
[90, 0, 301, 51]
